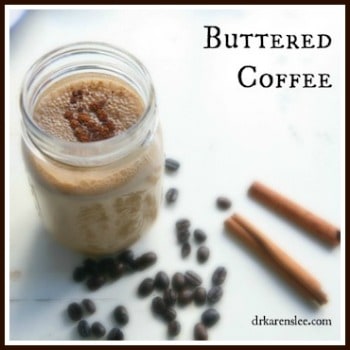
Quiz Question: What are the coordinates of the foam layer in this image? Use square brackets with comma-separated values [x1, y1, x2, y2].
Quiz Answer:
[33, 73, 144, 142]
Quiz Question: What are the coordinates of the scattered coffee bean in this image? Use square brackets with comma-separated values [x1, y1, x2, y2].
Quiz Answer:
[134, 252, 157, 270]
[165, 188, 179, 204]
[181, 242, 191, 258]
[91, 321, 106, 338]
[67, 302, 83, 321]
[193, 229, 207, 244]
[207, 286, 223, 304]
[171, 272, 186, 291]
[113, 305, 129, 325]
[212, 266, 227, 286]
[167, 320, 181, 337]
[107, 327, 124, 340]
[193, 286, 207, 306]
[97, 257, 114, 274]
[82, 298, 96, 314]
[118, 249, 137, 270]
[114, 262, 126, 278]
[122, 262, 136, 274]
[165, 158, 180, 172]
[98, 257, 112, 270]
[162, 307, 177, 322]
[185, 270, 202, 288]
[151, 296, 166, 315]
[216, 196, 232, 210]
[77, 319, 91, 338]
[86, 274, 106, 291]
[72, 266, 87, 282]
[163, 289, 177, 307]
[197, 246, 210, 263]
[98, 257, 122, 279]
[175, 218, 191, 231]
[154, 271, 170, 290]
[201, 308, 220, 327]
[83, 258, 99, 275]
[138, 277, 155, 297]
[118, 249, 134, 262]
[176, 229, 190, 243]
[194, 322, 208, 340]
[177, 289, 193, 306]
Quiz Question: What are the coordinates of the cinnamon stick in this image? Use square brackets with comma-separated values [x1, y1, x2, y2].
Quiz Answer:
[248, 181, 340, 246]
[225, 214, 328, 305]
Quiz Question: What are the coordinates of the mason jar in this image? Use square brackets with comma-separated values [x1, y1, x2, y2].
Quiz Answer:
[20, 42, 163, 256]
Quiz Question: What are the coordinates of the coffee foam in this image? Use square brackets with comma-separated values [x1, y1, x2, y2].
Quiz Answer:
[33, 73, 144, 142]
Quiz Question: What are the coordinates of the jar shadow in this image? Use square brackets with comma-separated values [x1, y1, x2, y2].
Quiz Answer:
[10, 224, 83, 300]
[9, 223, 88, 340]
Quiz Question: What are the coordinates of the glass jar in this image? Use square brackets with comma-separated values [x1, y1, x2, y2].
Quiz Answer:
[20, 42, 163, 256]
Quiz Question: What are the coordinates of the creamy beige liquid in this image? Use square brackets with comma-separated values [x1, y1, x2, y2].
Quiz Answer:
[23, 73, 163, 256]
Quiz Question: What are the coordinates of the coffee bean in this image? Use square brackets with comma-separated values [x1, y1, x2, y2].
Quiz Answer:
[175, 218, 191, 231]
[67, 302, 83, 321]
[97, 257, 114, 274]
[163, 289, 177, 307]
[193, 286, 207, 306]
[185, 270, 202, 288]
[72, 266, 87, 282]
[118, 249, 134, 262]
[114, 262, 126, 278]
[118, 249, 136, 270]
[165, 158, 180, 172]
[177, 229, 190, 243]
[138, 277, 155, 297]
[98, 257, 113, 270]
[162, 307, 177, 322]
[107, 327, 124, 340]
[166, 188, 179, 204]
[201, 308, 220, 327]
[212, 266, 227, 286]
[134, 252, 157, 270]
[167, 320, 181, 337]
[151, 296, 166, 315]
[177, 289, 193, 306]
[98, 257, 121, 279]
[171, 272, 186, 291]
[91, 321, 106, 338]
[83, 258, 99, 275]
[193, 229, 207, 244]
[86, 274, 106, 291]
[113, 305, 129, 325]
[216, 196, 232, 210]
[207, 286, 223, 304]
[118, 260, 136, 273]
[154, 271, 170, 290]
[197, 246, 210, 263]
[82, 298, 96, 314]
[181, 242, 191, 258]
[194, 323, 208, 340]
[77, 319, 91, 338]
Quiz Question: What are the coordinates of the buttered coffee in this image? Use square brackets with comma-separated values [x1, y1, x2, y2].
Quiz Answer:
[21, 43, 163, 255]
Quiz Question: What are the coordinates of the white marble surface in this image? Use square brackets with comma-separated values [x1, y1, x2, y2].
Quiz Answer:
[7, 5, 344, 344]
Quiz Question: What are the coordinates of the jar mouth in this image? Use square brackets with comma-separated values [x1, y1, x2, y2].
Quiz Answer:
[20, 42, 157, 167]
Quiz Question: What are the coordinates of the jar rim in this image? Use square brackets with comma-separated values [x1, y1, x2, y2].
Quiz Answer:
[20, 41, 157, 167]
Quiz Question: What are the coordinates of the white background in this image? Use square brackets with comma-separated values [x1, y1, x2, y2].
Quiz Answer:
[7, 5, 344, 344]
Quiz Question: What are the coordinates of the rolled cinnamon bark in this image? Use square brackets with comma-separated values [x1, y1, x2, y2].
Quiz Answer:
[248, 181, 340, 246]
[225, 214, 328, 305]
